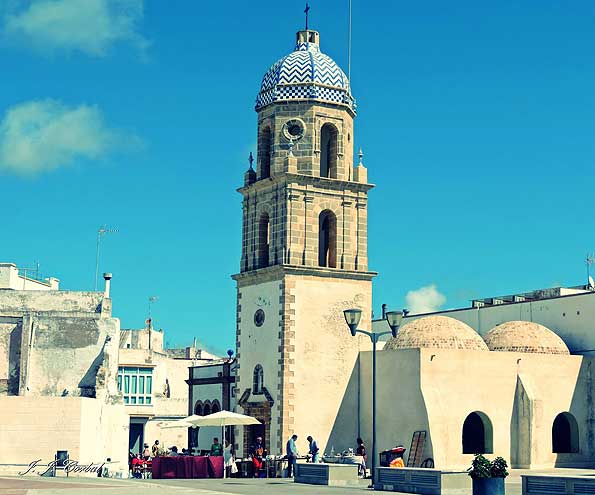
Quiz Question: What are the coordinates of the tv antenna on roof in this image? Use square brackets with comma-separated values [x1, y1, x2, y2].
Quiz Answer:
[348, 0, 352, 81]
[94, 225, 118, 290]
[148, 295, 159, 319]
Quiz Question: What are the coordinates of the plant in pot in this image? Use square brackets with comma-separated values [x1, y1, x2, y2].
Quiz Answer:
[467, 454, 509, 495]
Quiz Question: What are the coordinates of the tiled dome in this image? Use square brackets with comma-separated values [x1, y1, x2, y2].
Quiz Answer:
[385, 315, 489, 351]
[484, 321, 570, 355]
[256, 30, 354, 111]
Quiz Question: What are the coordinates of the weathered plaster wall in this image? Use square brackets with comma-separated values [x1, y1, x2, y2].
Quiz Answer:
[358, 348, 595, 470]
[0, 397, 128, 472]
[0, 318, 22, 395]
[26, 316, 120, 399]
[289, 275, 372, 456]
[0, 290, 109, 316]
[235, 278, 282, 454]
[357, 349, 429, 466]
[120, 328, 164, 352]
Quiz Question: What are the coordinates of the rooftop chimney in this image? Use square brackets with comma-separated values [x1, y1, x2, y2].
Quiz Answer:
[103, 273, 112, 298]
[381, 303, 387, 319]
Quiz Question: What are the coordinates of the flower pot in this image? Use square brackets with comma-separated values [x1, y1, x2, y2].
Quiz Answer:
[472, 477, 505, 495]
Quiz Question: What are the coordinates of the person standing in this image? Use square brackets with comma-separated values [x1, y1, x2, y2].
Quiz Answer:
[356, 437, 367, 478]
[151, 440, 160, 458]
[286, 434, 298, 477]
[306, 436, 320, 463]
[249, 436, 265, 477]
[210, 437, 223, 456]
[224, 440, 238, 477]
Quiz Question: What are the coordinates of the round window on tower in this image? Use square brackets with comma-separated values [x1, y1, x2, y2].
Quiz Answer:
[282, 119, 305, 141]
[254, 309, 265, 327]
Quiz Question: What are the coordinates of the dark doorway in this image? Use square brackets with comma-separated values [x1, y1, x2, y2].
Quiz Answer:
[248, 424, 265, 451]
[553, 412, 579, 453]
[462, 411, 493, 454]
[129, 422, 144, 454]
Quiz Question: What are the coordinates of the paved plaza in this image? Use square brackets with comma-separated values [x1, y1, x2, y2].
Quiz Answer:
[2, 468, 595, 495]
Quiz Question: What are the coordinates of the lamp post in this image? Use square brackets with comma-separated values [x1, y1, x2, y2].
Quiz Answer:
[343, 308, 403, 487]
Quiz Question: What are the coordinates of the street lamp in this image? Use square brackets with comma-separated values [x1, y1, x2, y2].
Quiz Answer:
[343, 307, 403, 487]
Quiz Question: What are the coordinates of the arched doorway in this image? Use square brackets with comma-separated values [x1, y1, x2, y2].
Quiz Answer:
[552, 412, 579, 453]
[462, 411, 494, 454]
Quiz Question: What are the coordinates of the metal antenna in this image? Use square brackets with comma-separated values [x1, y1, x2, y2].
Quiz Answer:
[148, 295, 159, 319]
[348, 0, 352, 81]
[586, 254, 594, 285]
[94, 225, 118, 290]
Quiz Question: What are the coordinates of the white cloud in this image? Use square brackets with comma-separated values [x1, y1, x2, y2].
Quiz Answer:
[4, 0, 147, 56]
[0, 99, 129, 175]
[405, 284, 447, 315]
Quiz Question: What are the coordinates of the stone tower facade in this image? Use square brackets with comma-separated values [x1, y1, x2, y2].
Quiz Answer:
[233, 29, 376, 456]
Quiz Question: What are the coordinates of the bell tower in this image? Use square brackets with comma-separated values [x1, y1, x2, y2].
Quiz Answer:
[233, 28, 375, 456]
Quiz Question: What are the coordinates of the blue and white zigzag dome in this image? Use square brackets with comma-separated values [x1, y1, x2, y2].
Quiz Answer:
[256, 30, 355, 112]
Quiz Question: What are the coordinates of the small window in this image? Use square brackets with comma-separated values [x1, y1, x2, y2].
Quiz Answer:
[253, 365, 264, 394]
[194, 401, 203, 415]
[212, 401, 221, 413]
[203, 403, 211, 416]
[319, 210, 337, 268]
[117, 366, 153, 406]
[320, 123, 338, 178]
[259, 127, 272, 179]
[258, 213, 270, 268]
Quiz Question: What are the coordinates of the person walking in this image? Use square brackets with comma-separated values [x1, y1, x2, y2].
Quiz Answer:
[307, 436, 320, 463]
[286, 434, 298, 477]
[356, 437, 367, 478]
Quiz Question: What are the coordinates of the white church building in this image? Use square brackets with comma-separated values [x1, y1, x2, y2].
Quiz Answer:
[228, 24, 595, 471]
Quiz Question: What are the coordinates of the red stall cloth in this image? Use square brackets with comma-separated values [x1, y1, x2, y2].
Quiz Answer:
[191, 456, 208, 478]
[153, 457, 178, 479]
[151, 456, 214, 479]
[208, 456, 224, 479]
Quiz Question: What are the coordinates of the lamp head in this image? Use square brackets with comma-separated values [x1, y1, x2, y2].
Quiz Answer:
[343, 308, 362, 336]
[385, 310, 404, 337]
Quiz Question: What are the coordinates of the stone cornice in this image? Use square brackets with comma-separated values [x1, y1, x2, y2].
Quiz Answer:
[232, 264, 377, 286]
[238, 173, 374, 196]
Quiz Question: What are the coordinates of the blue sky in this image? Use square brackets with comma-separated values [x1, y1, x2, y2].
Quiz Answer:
[1, 1, 594, 354]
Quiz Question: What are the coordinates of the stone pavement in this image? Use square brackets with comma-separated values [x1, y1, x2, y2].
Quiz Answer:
[2, 468, 595, 495]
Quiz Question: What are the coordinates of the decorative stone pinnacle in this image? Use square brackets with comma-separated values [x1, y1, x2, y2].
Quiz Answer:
[358, 148, 364, 166]
[248, 152, 254, 169]
[288, 139, 295, 157]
